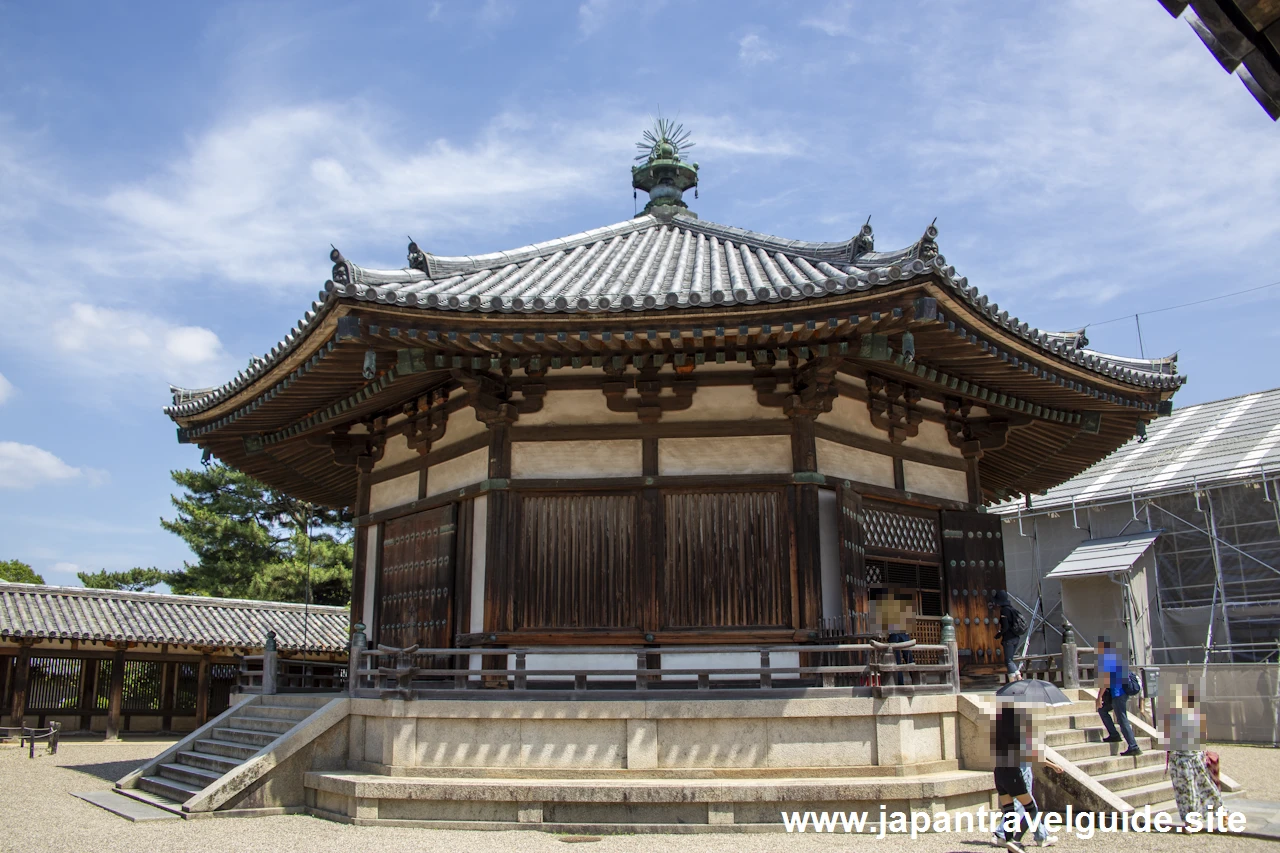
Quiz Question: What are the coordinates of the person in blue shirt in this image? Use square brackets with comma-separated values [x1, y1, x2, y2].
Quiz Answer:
[1095, 637, 1140, 756]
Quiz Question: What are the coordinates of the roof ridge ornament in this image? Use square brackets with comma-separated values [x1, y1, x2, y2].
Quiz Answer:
[917, 218, 939, 261]
[407, 237, 432, 275]
[330, 246, 352, 285]
[631, 116, 699, 218]
[851, 217, 874, 259]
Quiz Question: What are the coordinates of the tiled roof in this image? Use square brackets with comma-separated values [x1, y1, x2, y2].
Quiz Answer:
[0, 583, 350, 653]
[1158, 1, 1280, 120]
[165, 213, 1182, 418]
[996, 386, 1280, 511]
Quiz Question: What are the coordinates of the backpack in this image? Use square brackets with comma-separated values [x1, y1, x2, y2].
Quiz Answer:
[1123, 671, 1142, 696]
[1005, 606, 1027, 637]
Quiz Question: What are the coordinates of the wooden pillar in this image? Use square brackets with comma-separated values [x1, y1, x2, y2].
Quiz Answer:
[965, 454, 983, 505]
[194, 652, 211, 727]
[351, 466, 373, 630]
[160, 661, 176, 731]
[788, 410, 824, 635]
[8, 642, 32, 727]
[104, 645, 126, 740]
[78, 657, 99, 732]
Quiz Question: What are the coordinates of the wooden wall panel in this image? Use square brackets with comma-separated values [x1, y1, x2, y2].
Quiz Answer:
[514, 493, 639, 629]
[377, 504, 457, 649]
[661, 490, 791, 629]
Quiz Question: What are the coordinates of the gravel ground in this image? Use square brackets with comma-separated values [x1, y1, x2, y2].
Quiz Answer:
[1210, 742, 1280, 802]
[1, 737, 1276, 853]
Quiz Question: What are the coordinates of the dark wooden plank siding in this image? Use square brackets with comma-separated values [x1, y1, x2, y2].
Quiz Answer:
[513, 493, 639, 629]
[661, 490, 791, 629]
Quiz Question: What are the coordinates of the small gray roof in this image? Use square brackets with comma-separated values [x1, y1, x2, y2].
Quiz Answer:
[0, 583, 350, 653]
[999, 386, 1280, 511]
[166, 212, 1181, 418]
[1044, 531, 1161, 580]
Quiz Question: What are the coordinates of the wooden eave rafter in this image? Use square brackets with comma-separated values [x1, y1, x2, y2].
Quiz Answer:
[177, 276, 1174, 508]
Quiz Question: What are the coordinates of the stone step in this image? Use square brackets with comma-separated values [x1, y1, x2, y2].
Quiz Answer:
[1046, 728, 1156, 749]
[211, 726, 277, 747]
[1054, 740, 1150, 762]
[261, 691, 337, 701]
[138, 774, 201, 804]
[114, 786, 185, 815]
[1120, 780, 1178, 809]
[194, 738, 260, 761]
[1093, 764, 1171, 793]
[158, 761, 222, 789]
[252, 704, 315, 721]
[176, 750, 242, 775]
[228, 715, 296, 735]
[1039, 713, 1103, 730]
[1075, 750, 1166, 776]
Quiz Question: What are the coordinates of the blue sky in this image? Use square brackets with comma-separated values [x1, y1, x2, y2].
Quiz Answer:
[1, 1, 1277, 587]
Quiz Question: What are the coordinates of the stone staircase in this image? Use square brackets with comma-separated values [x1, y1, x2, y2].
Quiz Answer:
[119, 695, 333, 813]
[1042, 699, 1176, 812]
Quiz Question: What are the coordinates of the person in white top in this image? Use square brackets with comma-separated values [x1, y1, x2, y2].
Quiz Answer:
[1163, 683, 1223, 823]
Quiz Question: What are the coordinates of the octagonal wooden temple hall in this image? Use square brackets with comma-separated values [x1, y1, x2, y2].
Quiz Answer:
[130, 123, 1185, 829]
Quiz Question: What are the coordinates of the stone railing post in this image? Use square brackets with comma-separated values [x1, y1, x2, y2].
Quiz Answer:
[941, 615, 960, 694]
[262, 631, 279, 696]
[1061, 620, 1080, 689]
[348, 622, 366, 696]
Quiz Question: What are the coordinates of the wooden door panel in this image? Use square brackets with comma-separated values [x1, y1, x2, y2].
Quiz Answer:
[940, 510, 1007, 669]
[837, 487, 866, 633]
[378, 504, 457, 649]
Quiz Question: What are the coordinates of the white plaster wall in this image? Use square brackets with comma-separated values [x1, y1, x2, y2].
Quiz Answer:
[523, 653, 637, 682]
[822, 384, 874, 433]
[662, 384, 784, 422]
[910, 420, 961, 456]
[426, 448, 488, 498]
[511, 440, 643, 479]
[369, 472, 419, 513]
[374, 433, 419, 470]
[902, 460, 968, 503]
[818, 489, 842, 620]
[435, 407, 488, 451]
[815, 438, 895, 488]
[519, 389, 637, 427]
[658, 436, 791, 476]
[659, 651, 800, 681]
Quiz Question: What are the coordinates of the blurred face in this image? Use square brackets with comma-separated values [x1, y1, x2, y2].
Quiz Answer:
[870, 593, 916, 633]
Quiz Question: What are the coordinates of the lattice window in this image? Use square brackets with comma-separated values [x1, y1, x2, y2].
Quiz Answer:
[864, 507, 939, 555]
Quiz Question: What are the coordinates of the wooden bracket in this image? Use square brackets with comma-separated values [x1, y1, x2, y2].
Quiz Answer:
[602, 367, 696, 423]
[866, 374, 923, 444]
[312, 425, 386, 471]
[451, 368, 546, 425]
[945, 396, 1031, 457]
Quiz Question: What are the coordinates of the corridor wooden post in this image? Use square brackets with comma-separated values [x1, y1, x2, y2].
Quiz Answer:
[104, 645, 126, 740]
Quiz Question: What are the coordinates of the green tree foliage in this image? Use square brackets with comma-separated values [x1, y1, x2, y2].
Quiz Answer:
[162, 464, 353, 605]
[0, 559, 45, 584]
[77, 567, 173, 592]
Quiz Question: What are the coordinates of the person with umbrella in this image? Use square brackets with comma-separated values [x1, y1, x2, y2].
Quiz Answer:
[991, 682, 1068, 850]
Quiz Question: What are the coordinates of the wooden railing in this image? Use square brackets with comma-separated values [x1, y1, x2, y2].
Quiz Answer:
[348, 640, 959, 700]
[0, 722, 60, 757]
[236, 636, 347, 695]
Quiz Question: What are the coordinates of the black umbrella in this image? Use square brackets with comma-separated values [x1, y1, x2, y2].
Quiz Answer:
[995, 678, 1073, 706]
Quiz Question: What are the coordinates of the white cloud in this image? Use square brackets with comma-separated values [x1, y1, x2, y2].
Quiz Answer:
[800, 2, 855, 37]
[0, 372, 12, 405]
[49, 562, 80, 582]
[0, 442, 106, 489]
[578, 0, 612, 35]
[50, 303, 229, 385]
[738, 33, 777, 66]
